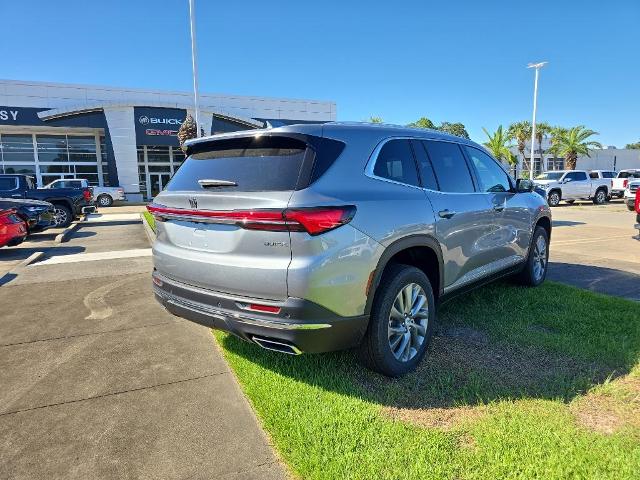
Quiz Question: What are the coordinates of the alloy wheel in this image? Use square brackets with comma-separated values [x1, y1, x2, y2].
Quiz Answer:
[387, 283, 429, 362]
[596, 190, 606, 204]
[532, 234, 547, 281]
[53, 207, 68, 227]
[549, 192, 560, 207]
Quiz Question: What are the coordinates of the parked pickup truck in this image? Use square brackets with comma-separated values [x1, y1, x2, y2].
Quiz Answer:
[611, 169, 640, 198]
[534, 170, 610, 207]
[624, 180, 640, 211]
[43, 178, 126, 207]
[0, 174, 94, 227]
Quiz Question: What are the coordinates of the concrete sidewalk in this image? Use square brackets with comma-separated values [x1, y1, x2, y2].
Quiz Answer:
[0, 218, 286, 479]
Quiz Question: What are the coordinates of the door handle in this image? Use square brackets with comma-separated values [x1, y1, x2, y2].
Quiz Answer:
[493, 204, 505, 212]
[438, 209, 456, 219]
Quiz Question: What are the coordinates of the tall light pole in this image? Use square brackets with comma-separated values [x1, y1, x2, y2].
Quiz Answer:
[188, 0, 201, 137]
[527, 61, 547, 179]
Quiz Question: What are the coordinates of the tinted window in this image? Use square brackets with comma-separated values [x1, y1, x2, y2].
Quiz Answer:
[422, 141, 475, 193]
[0, 177, 18, 191]
[373, 139, 419, 186]
[464, 146, 511, 193]
[566, 171, 588, 181]
[603, 171, 616, 178]
[619, 171, 640, 179]
[167, 136, 308, 192]
[589, 172, 598, 179]
[410, 140, 438, 190]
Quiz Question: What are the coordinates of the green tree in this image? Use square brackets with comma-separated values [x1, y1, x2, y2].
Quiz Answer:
[438, 122, 470, 139]
[507, 121, 532, 166]
[548, 126, 603, 170]
[625, 141, 640, 149]
[483, 126, 516, 166]
[407, 117, 436, 129]
[368, 116, 383, 123]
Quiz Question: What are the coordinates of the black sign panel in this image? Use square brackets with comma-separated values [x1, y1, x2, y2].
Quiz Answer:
[0, 107, 48, 126]
[134, 107, 186, 146]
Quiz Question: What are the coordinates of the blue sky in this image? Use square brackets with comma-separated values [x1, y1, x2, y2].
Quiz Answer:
[1, 0, 638, 146]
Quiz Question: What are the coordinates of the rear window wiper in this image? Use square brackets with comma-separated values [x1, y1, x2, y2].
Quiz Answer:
[198, 179, 238, 188]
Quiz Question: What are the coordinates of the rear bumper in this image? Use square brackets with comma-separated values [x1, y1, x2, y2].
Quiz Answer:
[152, 271, 369, 354]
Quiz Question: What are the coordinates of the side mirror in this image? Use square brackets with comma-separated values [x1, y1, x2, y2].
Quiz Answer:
[516, 178, 534, 193]
[563, 178, 571, 183]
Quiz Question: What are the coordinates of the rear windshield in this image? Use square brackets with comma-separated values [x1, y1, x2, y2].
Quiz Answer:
[167, 136, 308, 192]
[619, 171, 640, 179]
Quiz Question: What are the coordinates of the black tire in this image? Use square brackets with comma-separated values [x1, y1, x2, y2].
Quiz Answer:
[515, 226, 549, 287]
[628, 204, 636, 211]
[548, 190, 561, 207]
[593, 189, 607, 205]
[97, 194, 113, 207]
[52, 204, 73, 228]
[358, 264, 436, 377]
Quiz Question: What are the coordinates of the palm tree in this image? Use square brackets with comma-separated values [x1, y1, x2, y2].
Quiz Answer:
[535, 121, 551, 169]
[507, 121, 532, 169]
[548, 126, 603, 170]
[368, 116, 383, 123]
[483, 126, 516, 167]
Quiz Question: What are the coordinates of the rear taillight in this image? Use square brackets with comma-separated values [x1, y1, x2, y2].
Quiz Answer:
[247, 304, 281, 314]
[83, 189, 92, 201]
[146, 204, 356, 236]
[623, 179, 628, 188]
[635, 189, 640, 214]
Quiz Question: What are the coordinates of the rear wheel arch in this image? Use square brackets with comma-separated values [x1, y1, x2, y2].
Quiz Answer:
[365, 235, 443, 315]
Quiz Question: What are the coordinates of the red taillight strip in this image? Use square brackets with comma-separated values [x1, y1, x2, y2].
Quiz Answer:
[146, 204, 356, 236]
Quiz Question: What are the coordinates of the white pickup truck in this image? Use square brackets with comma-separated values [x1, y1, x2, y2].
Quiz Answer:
[44, 179, 125, 207]
[534, 170, 610, 207]
[611, 169, 640, 198]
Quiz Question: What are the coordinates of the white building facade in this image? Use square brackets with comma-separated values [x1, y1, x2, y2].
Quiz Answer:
[0, 79, 336, 201]
[512, 139, 640, 176]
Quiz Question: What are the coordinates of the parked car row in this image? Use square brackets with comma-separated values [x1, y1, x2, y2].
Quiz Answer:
[0, 174, 96, 228]
[533, 168, 640, 208]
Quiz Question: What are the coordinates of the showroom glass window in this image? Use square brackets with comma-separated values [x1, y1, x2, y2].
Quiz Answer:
[0, 134, 36, 176]
[137, 145, 187, 199]
[464, 146, 511, 192]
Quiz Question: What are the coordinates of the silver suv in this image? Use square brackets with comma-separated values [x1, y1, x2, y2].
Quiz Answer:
[149, 123, 551, 376]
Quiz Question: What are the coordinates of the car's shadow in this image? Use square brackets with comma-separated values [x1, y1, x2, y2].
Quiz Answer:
[218, 280, 639, 411]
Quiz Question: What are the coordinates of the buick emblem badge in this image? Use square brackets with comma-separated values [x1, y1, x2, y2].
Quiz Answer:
[188, 197, 198, 209]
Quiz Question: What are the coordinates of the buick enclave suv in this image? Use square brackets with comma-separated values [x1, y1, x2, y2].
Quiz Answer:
[149, 123, 551, 376]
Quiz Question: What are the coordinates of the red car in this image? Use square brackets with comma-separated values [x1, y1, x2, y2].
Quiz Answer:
[0, 209, 27, 248]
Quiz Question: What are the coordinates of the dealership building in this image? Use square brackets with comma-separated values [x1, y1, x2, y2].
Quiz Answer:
[0, 79, 336, 201]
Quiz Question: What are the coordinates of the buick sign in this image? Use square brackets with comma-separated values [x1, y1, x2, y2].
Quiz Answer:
[139, 115, 182, 126]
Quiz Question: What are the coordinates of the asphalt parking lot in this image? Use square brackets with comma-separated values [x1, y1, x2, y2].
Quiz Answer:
[0, 201, 637, 479]
[0, 212, 285, 480]
[547, 199, 640, 300]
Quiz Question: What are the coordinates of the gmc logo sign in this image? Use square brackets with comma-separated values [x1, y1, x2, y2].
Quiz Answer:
[145, 129, 178, 136]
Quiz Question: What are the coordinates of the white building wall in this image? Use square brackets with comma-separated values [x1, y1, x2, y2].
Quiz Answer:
[0, 79, 336, 121]
[103, 107, 141, 200]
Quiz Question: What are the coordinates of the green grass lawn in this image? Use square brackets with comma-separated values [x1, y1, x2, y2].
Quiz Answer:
[141, 210, 155, 232]
[215, 281, 640, 479]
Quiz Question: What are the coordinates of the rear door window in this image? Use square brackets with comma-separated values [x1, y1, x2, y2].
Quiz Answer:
[422, 140, 475, 193]
[167, 136, 308, 192]
[373, 139, 420, 187]
[410, 140, 439, 190]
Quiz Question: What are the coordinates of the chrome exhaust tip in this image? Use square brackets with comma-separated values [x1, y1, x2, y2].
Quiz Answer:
[252, 336, 302, 355]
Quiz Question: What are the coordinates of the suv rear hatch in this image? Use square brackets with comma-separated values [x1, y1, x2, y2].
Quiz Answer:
[149, 132, 344, 301]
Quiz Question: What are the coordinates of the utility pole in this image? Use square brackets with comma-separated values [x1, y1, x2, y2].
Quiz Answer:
[188, 0, 201, 137]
